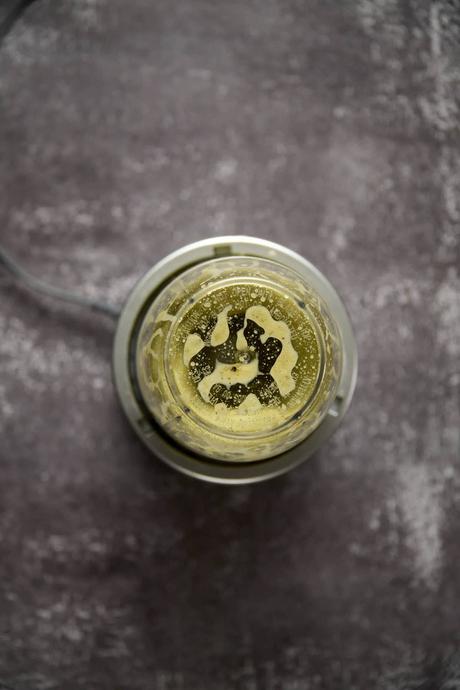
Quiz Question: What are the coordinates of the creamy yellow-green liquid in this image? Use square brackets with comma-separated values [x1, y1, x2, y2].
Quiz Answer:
[136, 257, 341, 462]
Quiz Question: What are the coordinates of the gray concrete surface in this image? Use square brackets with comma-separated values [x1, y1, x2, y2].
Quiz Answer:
[0, 0, 459, 688]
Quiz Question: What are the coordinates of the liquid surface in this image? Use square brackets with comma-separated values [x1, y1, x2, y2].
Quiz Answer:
[167, 282, 322, 436]
[136, 256, 341, 462]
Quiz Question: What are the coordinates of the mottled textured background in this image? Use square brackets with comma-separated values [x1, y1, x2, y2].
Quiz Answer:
[0, 0, 459, 688]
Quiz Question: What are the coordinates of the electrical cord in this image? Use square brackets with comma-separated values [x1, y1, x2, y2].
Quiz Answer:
[0, 244, 121, 319]
[0, 0, 122, 321]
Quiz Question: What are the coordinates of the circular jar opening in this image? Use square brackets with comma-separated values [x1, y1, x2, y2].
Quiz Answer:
[134, 256, 342, 462]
